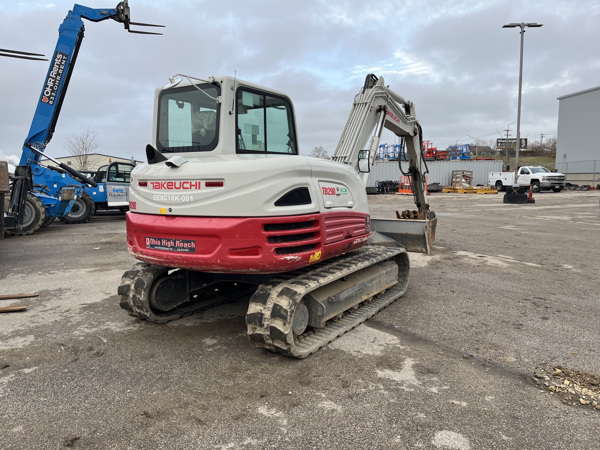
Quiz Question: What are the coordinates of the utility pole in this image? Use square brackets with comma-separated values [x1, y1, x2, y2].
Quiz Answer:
[540, 133, 545, 151]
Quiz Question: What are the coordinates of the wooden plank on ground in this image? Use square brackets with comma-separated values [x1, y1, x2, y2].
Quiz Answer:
[0, 305, 28, 313]
[0, 293, 39, 301]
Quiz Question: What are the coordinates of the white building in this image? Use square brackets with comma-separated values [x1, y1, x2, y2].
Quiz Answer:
[42, 152, 141, 172]
[556, 86, 600, 185]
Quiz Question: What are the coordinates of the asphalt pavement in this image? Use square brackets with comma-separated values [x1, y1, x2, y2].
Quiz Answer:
[1, 191, 599, 449]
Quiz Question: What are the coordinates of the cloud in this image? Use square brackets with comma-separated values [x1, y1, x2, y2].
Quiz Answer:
[0, 0, 599, 160]
[0, 151, 19, 173]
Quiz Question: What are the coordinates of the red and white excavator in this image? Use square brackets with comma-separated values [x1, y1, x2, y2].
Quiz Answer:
[119, 73, 437, 358]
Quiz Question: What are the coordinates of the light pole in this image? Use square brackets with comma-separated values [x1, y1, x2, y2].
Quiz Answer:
[503, 22, 542, 184]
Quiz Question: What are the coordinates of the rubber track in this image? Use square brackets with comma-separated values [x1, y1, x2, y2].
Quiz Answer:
[118, 262, 256, 324]
[246, 246, 408, 358]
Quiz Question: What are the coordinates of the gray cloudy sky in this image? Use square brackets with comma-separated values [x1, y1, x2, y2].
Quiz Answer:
[1, 0, 599, 164]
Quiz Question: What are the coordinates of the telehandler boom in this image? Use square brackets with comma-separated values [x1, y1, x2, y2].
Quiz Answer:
[3, 1, 161, 236]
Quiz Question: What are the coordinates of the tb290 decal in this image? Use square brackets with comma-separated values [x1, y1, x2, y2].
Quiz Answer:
[321, 186, 348, 196]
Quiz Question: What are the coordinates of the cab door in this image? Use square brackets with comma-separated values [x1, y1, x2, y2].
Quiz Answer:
[106, 162, 135, 207]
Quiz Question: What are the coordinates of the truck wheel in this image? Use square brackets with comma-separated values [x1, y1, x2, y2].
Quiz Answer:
[495, 181, 503, 192]
[60, 192, 96, 224]
[5, 194, 45, 236]
[531, 181, 541, 193]
[552, 186, 563, 192]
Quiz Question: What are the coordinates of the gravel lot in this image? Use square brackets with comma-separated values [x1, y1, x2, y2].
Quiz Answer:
[1, 190, 599, 449]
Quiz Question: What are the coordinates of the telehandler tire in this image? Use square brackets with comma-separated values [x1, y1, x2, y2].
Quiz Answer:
[60, 192, 96, 224]
[5, 193, 45, 236]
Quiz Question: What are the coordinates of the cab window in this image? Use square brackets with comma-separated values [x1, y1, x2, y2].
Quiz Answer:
[94, 165, 107, 183]
[236, 88, 297, 154]
[157, 83, 221, 153]
[107, 163, 133, 183]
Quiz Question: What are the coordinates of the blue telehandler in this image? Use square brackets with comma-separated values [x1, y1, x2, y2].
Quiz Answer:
[3, 1, 161, 236]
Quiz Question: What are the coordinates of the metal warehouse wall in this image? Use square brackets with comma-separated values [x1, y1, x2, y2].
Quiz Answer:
[556, 86, 600, 172]
[367, 159, 503, 188]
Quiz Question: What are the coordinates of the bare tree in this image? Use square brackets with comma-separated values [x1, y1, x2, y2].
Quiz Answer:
[65, 128, 99, 169]
[469, 138, 492, 157]
[310, 146, 330, 159]
[545, 136, 557, 156]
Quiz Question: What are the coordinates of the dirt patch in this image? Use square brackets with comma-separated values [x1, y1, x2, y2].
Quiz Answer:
[534, 365, 600, 410]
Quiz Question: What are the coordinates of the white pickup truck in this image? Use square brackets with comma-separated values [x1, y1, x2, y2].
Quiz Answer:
[489, 166, 566, 192]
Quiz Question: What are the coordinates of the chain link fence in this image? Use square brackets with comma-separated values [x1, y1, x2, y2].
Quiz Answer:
[555, 159, 599, 186]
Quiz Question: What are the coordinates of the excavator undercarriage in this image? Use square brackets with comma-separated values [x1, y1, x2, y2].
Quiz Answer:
[119, 246, 409, 358]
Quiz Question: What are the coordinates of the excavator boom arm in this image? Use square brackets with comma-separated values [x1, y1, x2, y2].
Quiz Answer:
[331, 74, 430, 215]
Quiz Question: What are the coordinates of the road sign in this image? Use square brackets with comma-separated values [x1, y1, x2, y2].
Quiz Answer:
[497, 138, 527, 149]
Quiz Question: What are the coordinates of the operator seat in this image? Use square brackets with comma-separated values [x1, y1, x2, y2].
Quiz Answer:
[192, 110, 216, 147]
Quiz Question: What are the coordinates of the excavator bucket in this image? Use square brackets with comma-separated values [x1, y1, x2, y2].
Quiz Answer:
[370, 215, 437, 255]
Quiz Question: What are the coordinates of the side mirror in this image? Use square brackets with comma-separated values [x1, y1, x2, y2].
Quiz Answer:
[358, 150, 371, 173]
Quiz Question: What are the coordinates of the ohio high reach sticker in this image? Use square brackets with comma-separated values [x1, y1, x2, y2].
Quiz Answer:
[145, 236, 196, 253]
[41, 51, 68, 105]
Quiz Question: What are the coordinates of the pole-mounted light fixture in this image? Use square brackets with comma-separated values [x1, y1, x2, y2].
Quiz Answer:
[503, 22, 543, 182]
